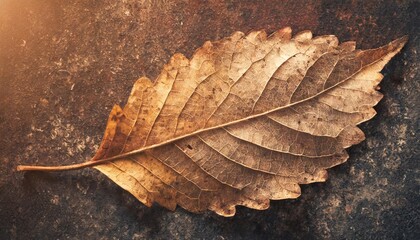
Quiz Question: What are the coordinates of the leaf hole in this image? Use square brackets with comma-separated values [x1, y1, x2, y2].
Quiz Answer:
[187, 144, 193, 150]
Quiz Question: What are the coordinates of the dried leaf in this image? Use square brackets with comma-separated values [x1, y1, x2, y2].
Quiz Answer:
[18, 28, 407, 216]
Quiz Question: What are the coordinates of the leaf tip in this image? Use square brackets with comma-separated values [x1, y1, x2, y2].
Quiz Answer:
[399, 35, 409, 45]
[390, 35, 409, 52]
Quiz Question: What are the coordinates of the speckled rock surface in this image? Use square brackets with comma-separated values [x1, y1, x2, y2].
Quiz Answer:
[0, 0, 418, 239]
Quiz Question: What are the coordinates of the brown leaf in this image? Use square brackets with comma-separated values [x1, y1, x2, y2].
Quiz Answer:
[17, 27, 407, 216]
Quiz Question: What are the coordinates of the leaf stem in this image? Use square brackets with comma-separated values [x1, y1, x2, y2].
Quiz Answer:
[17, 160, 103, 172]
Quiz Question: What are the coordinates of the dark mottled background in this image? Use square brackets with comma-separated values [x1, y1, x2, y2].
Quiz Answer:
[0, 0, 418, 239]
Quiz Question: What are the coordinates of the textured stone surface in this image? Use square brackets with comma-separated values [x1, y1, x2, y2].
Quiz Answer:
[0, 0, 418, 239]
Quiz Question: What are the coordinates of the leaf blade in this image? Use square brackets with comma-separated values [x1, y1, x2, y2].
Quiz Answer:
[80, 30, 409, 216]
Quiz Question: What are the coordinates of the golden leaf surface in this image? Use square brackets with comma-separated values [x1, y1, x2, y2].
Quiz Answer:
[18, 27, 407, 216]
